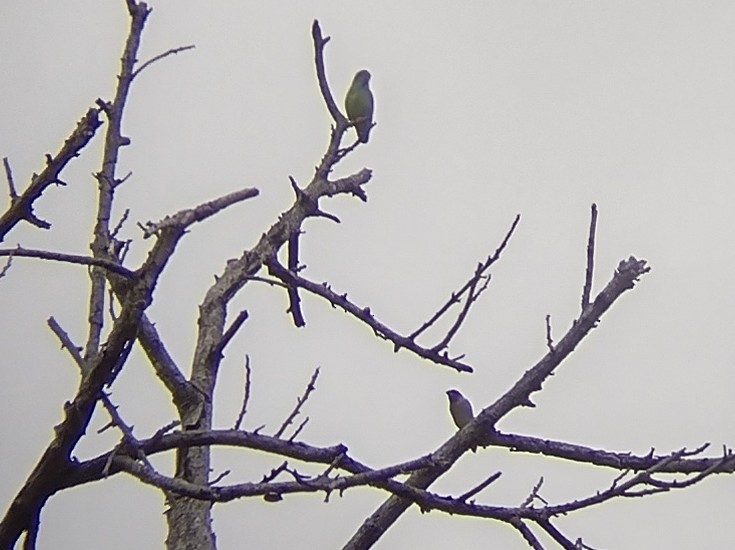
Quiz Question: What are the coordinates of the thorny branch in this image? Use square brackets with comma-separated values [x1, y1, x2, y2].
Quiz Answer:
[85, 1, 150, 361]
[49, 428, 731, 527]
[0, 108, 103, 241]
[267, 258, 473, 373]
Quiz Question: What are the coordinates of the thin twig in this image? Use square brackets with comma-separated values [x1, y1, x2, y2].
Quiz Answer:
[47, 317, 87, 373]
[111, 208, 130, 239]
[215, 309, 249, 358]
[0, 252, 13, 279]
[0, 246, 135, 277]
[210, 470, 231, 485]
[410, 214, 521, 341]
[273, 367, 320, 439]
[311, 20, 342, 123]
[520, 477, 547, 507]
[581, 203, 598, 311]
[430, 266, 488, 352]
[545, 314, 555, 352]
[132, 44, 196, 80]
[234, 355, 252, 430]
[3, 157, 17, 201]
[458, 471, 501, 502]
[262, 462, 289, 483]
[288, 417, 309, 442]
[105, 287, 117, 322]
[243, 275, 290, 290]
[286, 232, 306, 327]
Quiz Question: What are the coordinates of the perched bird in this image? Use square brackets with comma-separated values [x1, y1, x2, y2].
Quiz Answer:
[345, 69, 374, 143]
[446, 389, 474, 429]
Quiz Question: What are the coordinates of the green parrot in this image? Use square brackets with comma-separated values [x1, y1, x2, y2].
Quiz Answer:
[345, 69, 374, 143]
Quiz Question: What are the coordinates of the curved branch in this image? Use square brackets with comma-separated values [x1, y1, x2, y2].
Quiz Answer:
[266, 259, 472, 372]
[311, 20, 343, 123]
[132, 44, 196, 80]
[0, 246, 135, 277]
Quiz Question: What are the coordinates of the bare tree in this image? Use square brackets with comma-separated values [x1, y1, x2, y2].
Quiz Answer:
[1, 3, 734, 549]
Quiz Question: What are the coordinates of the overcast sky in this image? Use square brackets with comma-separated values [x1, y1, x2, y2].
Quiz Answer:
[2, 1, 735, 548]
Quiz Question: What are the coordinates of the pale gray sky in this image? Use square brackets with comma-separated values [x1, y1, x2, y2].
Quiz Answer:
[2, 1, 735, 548]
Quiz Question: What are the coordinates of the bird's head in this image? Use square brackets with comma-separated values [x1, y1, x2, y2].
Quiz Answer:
[354, 69, 371, 85]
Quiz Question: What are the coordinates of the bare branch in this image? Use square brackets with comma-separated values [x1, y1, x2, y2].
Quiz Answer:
[286, 231, 306, 327]
[429, 265, 487, 353]
[132, 44, 196, 79]
[581, 203, 598, 311]
[0, 285, 155, 546]
[215, 309, 250, 358]
[42, 426, 732, 538]
[0, 246, 135, 277]
[520, 477, 548, 508]
[95, 442, 436, 505]
[47, 317, 86, 373]
[274, 367, 320, 439]
[545, 314, 555, 353]
[475, 257, 650, 425]
[111, 208, 130, 239]
[86, 1, 151, 360]
[410, 214, 521, 342]
[3, 157, 17, 201]
[267, 259, 473, 373]
[261, 462, 289, 484]
[234, 355, 252, 430]
[210, 470, 230, 485]
[135, 315, 193, 408]
[288, 417, 310, 443]
[511, 519, 544, 550]
[536, 519, 577, 550]
[140, 187, 260, 238]
[457, 471, 502, 502]
[0, 252, 13, 279]
[0, 108, 103, 241]
[311, 20, 342, 124]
